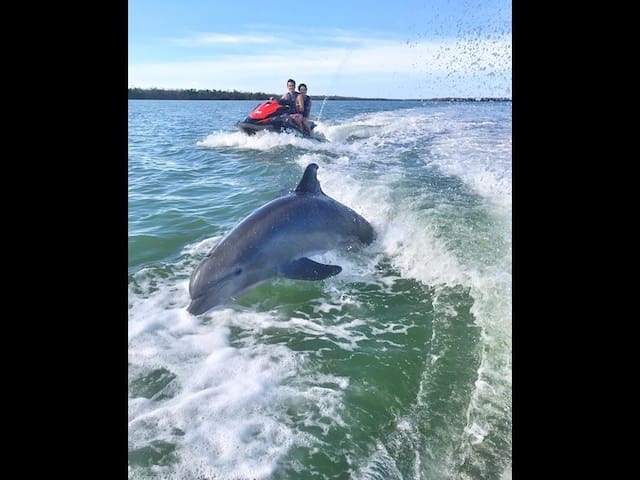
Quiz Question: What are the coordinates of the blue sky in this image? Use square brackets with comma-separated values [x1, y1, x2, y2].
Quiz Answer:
[128, 0, 511, 99]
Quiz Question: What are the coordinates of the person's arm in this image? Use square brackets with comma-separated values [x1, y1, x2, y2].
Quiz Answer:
[296, 95, 304, 113]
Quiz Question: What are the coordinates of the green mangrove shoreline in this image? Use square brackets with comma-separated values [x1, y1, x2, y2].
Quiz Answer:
[128, 88, 511, 102]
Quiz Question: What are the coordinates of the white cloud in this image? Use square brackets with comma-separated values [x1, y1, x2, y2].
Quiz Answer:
[129, 35, 511, 98]
[173, 33, 281, 46]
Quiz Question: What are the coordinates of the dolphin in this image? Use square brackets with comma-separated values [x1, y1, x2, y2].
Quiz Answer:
[187, 163, 374, 315]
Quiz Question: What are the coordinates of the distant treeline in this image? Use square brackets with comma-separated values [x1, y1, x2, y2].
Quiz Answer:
[428, 97, 512, 102]
[127, 88, 510, 102]
[128, 88, 275, 100]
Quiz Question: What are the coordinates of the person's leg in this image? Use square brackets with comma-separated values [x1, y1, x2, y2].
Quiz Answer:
[290, 113, 303, 129]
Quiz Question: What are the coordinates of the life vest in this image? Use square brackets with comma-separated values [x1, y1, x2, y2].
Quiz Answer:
[299, 95, 311, 117]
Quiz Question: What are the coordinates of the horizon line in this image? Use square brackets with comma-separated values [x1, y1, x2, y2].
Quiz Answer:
[128, 87, 511, 102]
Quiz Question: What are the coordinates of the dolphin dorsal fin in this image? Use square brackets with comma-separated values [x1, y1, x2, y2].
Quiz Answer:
[294, 163, 324, 195]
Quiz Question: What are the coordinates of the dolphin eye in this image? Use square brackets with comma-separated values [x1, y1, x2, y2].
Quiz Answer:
[234, 268, 243, 276]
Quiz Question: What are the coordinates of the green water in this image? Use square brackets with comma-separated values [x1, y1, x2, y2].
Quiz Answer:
[128, 100, 511, 479]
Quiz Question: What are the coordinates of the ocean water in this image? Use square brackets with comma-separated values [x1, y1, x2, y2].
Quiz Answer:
[128, 99, 512, 480]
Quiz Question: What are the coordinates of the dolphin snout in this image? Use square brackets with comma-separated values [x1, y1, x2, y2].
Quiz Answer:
[187, 271, 239, 315]
[186, 295, 212, 315]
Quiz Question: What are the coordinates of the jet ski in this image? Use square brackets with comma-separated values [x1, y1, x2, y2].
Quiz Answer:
[236, 99, 316, 137]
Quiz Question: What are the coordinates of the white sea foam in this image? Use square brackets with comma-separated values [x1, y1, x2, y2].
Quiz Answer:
[130, 102, 512, 478]
[293, 106, 511, 477]
[129, 252, 350, 479]
[197, 129, 309, 149]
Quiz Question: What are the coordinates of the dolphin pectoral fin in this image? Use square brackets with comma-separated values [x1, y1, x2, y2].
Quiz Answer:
[280, 258, 342, 280]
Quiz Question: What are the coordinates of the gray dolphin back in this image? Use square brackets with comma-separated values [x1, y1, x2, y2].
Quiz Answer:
[186, 163, 374, 315]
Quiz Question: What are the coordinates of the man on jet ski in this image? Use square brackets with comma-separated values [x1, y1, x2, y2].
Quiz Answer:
[269, 78, 298, 105]
[269, 78, 306, 133]
[281, 78, 311, 134]
[280, 78, 299, 103]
